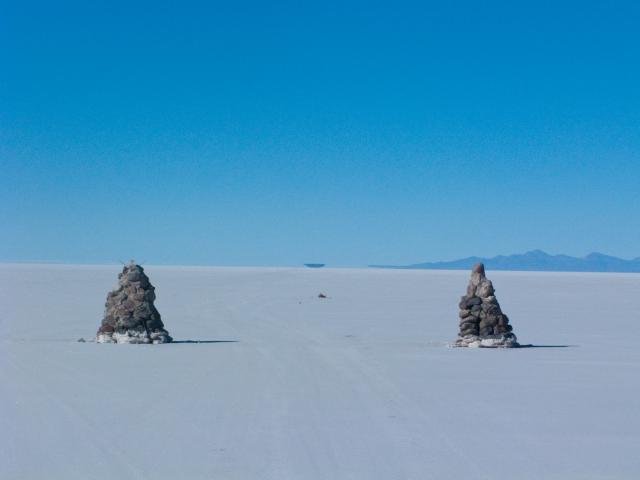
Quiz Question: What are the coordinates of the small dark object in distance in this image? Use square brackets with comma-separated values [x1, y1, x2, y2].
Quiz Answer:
[77, 338, 86, 343]
[305, 263, 326, 268]
[318, 293, 327, 298]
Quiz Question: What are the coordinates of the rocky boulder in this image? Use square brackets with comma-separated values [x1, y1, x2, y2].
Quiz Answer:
[96, 261, 172, 344]
[452, 263, 519, 348]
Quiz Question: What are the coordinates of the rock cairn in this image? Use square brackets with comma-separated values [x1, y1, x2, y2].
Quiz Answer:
[96, 261, 172, 344]
[453, 263, 519, 348]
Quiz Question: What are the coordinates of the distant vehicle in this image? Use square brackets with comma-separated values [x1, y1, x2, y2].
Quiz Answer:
[304, 263, 326, 268]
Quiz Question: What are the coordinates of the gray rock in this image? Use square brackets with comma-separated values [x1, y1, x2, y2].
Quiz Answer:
[452, 263, 519, 348]
[459, 320, 478, 329]
[96, 261, 172, 344]
[484, 301, 500, 313]
[483, 315, 498, 326]
[459, 316, 476, 325]
[466, 297, 482, 307]
[479, 326, 494, 336]
[459, 327, 478, 336]
[484, 295, 498, 305]
[476, 280, 495, 298]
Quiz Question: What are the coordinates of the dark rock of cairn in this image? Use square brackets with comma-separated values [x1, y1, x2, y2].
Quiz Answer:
[453, 263, 519, 348]
[96, 261, 172, 344]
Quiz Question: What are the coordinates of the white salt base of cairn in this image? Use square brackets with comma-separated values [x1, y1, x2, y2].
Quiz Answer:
[97, 329, 172, 345]
[96, 262, 173, 344]
[451, 263, 520, 348]
[453, 334, 519, 348]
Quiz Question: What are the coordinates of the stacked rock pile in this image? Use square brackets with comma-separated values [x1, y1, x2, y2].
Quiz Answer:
[453, 263, 519, 348]
[96, 261, 172, 344]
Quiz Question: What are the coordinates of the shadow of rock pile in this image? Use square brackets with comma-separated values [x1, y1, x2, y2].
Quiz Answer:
[453, 263, 519, 348]
[96, 261, 172, 344]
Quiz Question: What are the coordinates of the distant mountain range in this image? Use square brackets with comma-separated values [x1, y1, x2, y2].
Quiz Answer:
[370, 250, 640, 273]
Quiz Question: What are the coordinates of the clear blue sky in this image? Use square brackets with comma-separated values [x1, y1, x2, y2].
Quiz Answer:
[1, 1, 639, 266]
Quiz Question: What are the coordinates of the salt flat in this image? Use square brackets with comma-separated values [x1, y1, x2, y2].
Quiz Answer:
[1, 264, 639, 479]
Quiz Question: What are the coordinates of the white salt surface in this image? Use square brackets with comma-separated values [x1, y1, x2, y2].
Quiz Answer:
[1, 264, 639, 479]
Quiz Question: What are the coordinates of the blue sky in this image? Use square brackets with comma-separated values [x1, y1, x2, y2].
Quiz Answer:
[1, 1, 639, 266]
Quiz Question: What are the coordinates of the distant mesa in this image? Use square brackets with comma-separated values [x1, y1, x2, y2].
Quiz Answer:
[304, 263, 326, 268]
[370, 250, 640, 273]
[96, 261, 172, 344]
[453, 263, 519, 348]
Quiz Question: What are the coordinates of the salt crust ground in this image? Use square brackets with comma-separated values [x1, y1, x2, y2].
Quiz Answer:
[1, 264, 639, 479]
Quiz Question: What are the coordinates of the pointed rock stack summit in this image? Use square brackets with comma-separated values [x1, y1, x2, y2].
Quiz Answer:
[96, 261, 172, 344]
[453, 263, 519, 347]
